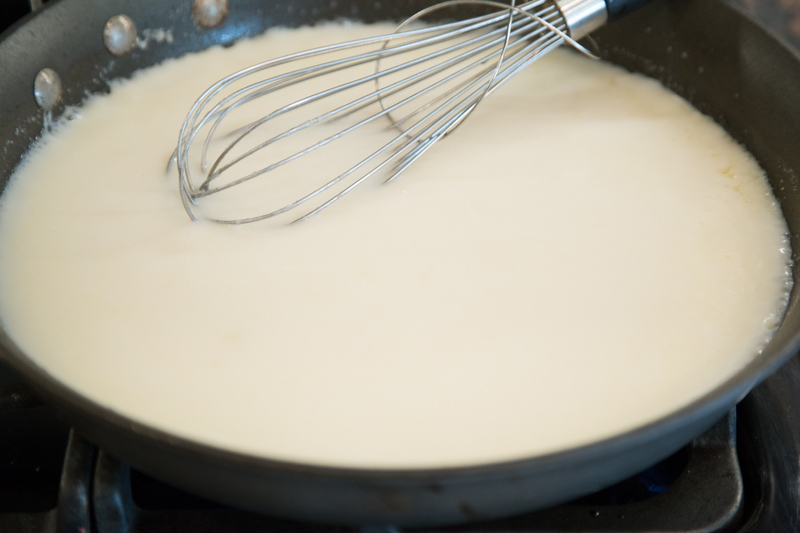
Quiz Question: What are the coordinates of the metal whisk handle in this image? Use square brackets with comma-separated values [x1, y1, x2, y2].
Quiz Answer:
[557, 0, 651, 39]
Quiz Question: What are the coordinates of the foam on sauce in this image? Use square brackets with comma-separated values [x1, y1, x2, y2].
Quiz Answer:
[0, 23, 792, 469]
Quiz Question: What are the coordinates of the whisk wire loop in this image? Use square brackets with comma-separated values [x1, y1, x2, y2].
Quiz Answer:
[175, 0, 596, 224]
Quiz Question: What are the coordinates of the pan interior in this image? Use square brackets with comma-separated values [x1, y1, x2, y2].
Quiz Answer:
[0, 18, 792, 470]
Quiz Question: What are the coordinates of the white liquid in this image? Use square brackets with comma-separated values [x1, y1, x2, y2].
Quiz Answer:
[0, 23, 791, 469]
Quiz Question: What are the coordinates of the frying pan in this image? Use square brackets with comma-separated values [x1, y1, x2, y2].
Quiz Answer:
[1, 0, 800, 526]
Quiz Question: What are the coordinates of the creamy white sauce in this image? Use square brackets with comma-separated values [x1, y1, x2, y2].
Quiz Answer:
[0, 23, 791, 469]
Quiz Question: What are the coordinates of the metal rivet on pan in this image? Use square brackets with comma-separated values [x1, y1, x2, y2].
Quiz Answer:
[104, 14, 137, 56]
[193, 0, 229, 28]
[33, 68, 62, 111]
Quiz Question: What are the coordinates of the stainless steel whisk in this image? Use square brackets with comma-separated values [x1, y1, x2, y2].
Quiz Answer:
[175, 0, 647, 224]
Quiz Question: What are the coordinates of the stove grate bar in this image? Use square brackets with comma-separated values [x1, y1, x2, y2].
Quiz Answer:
[85, 412, 742, 532]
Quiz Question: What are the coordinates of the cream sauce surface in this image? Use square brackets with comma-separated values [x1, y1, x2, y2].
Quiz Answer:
[0, 23, 791, 468]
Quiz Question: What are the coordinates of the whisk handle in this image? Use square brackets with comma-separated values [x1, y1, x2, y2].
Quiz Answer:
[558, 0, 653, 39]
[604, 0, 654, 21]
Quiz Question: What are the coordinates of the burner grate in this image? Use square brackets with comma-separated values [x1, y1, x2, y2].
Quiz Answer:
[90, 413, 740, 533]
